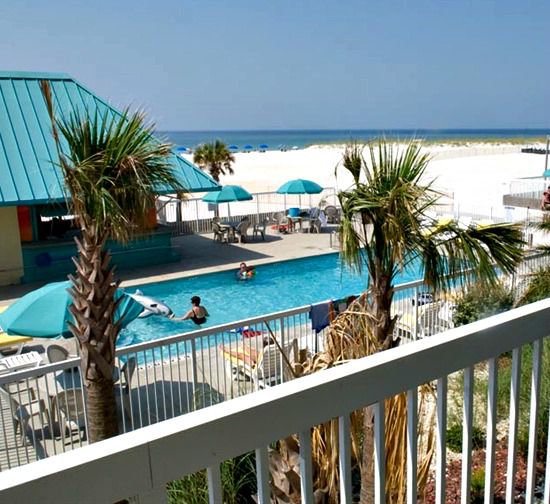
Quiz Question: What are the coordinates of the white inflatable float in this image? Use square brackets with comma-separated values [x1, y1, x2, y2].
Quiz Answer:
[129, 290, 173, 318]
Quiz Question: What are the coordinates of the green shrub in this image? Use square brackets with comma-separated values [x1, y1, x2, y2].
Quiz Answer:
[496, 341, 550, 459]
[446, 423, 485, 453]
[470, 468, 485, 503]
[167, 452, 257, 504]
[453, 281, 514, 327]
[516, 265, 550, 306]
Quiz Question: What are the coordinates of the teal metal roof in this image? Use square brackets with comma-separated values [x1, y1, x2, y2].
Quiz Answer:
[0, 72, 219, 206]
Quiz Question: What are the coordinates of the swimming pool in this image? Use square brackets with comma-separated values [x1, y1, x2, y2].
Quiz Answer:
[118, 253, 424, 347]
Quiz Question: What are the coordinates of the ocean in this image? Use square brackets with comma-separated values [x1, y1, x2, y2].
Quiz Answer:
[157, 129, 549, 151]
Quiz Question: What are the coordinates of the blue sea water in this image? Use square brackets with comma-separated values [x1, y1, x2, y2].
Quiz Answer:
[118, 252, 422, 348]
[157, 128, 548, 151]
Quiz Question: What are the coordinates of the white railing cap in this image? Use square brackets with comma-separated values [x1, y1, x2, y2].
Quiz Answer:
[1, 299, 549, 503]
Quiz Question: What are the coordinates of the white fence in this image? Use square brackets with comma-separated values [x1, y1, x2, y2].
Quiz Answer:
[431, 144, 522, 161]
[156, 188, 340, 235]
[1, 298, 549, 503]
[0, 252, 548, 473]
[157, 185, 540, 239]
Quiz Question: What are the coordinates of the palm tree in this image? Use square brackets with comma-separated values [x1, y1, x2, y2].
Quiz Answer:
[41, 82, 183, 443]
[193, 140, 235, 182]
[337, 139, 525, 503]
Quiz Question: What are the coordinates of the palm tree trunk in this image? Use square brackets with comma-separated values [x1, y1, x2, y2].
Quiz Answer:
[360, 271, 396, 503]
[67, 224, 121, 442]
[370, 270, 396, 350]
[86, 379, 118, 441]
[360, 406, 375, 504]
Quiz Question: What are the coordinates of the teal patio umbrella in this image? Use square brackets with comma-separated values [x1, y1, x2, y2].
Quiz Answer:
[0, 281, 143, 338]
[202, 185, 253, 218]
[276, 179, 323, 195]
[276, 178, 323, 209]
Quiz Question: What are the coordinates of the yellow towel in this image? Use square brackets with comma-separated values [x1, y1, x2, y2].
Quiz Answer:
[0, 305, 33, 347]
[0, 333, 32, 347]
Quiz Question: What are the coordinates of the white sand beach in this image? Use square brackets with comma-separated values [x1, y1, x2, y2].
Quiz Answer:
[185, 142, 548, 211]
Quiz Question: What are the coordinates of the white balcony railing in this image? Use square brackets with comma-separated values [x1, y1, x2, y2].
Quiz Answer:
[0, 299, 549, 503]
[0, 251, 548, 473]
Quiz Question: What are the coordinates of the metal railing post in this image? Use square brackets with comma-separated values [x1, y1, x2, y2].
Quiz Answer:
[190, 340, 198, 410]
[280, 317, 286, 383]
[194, 200, 200, 234]
[413, 286, 419, 340]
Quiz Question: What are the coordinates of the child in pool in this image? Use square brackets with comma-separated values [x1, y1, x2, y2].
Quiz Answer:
[236, 262, 255, 280]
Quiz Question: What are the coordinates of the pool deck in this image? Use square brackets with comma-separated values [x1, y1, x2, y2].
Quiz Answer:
[0, 228, 341, 467]
[0, 227, 339, 304]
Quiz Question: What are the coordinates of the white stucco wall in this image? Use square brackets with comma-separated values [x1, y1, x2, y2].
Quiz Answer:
[0, 206, 23, 285]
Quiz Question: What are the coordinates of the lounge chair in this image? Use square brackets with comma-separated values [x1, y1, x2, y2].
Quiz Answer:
[221, 341, 293, 389]
[252, 344, 288, 388]
[395, 301, 451, 340]
[0, 333, 32, 356]
[0, 351, 43, 375]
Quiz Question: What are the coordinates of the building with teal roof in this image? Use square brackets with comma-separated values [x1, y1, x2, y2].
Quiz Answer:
[0, 71, 219, 286]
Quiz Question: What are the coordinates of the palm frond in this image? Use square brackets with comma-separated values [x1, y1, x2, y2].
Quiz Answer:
[41, 81, 183, 243]
[420, 221, 525, 292]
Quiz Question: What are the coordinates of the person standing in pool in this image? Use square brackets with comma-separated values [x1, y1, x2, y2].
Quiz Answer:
[236, 262, 255, 280]
[171, 296, 209, 325]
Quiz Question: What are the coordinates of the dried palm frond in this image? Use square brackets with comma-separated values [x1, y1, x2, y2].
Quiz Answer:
[266, 294, 436, 503]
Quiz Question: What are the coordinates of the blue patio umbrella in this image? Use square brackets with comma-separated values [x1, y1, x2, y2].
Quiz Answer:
[228, 145, 239, 150]
[259, 144, 269, 150]
[243, 144, 253, 151]
[276, 179, 323, 195]
[202, 185, 253, 204]
[176, 146, 188, 152]
[0, 281, 143, 338]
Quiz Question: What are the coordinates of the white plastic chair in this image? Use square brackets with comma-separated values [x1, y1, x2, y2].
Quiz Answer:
[47, 344, 70, 364]
[0, 386, 50, 444]
[236, 219, 250, 243]
[52, 389, 87, 440]
[253, 219, 268, 240]
[273, 212, 290, 233]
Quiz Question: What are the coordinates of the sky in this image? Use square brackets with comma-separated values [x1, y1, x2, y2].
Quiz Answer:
[1, 0, 549, 131]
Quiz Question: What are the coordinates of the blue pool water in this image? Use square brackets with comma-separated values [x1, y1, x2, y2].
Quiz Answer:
[118, 253, 423, 347]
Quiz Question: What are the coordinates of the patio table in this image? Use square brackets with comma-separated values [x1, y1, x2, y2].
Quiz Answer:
[219, 223, 237, 242]
[287, 216, 312, 233]
[220, 221, 240, 229]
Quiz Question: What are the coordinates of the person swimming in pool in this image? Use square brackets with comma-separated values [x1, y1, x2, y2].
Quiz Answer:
[236, 262, 255, 280]
[171, 296, 209, 325]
